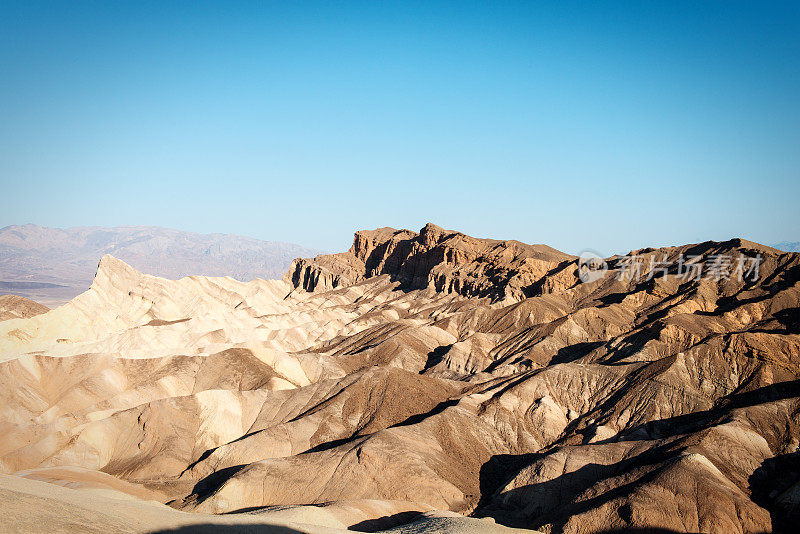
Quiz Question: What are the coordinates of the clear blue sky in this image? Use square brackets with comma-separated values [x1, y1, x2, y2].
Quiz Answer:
[1, 1, 798, 255]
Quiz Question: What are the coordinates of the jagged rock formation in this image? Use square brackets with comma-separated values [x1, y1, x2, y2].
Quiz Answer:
[286, 223, 574, 300]
[1, 224, 799, 533]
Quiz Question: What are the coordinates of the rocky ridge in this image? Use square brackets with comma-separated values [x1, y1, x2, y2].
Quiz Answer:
[0, 224, 798, 533]
[286, 223, 574, 301]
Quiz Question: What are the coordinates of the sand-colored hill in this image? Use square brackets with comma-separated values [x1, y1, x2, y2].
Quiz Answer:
[1, 224, 798, 533]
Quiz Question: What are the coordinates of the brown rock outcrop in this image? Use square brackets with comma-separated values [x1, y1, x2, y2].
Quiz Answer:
[0, 295, 49, 321]
[287, 223, 575, 301]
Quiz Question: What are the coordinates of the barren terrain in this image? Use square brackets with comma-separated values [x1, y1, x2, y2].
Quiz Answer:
[1, 223, 798, 533]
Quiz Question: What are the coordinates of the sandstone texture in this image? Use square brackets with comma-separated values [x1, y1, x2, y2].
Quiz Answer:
[0, 294, 49, 321]
[1, 223, 798, 533]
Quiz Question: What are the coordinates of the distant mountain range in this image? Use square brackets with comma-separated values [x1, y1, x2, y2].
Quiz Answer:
[774, 241, 800, 252]
[0, 224, 321, 305]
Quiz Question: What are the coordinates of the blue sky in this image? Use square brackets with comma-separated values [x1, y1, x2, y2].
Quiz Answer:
[1, 1, 798, 255]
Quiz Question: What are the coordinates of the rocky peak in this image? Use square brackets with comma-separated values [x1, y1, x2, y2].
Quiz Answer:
[88, 254, 151, 301]
[287, 224, 576, 301]
[419, 222, 450, 247]
[93, 254, 139, 284]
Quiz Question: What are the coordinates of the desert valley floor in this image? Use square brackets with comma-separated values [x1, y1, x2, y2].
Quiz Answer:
[1, 224, 798, 533]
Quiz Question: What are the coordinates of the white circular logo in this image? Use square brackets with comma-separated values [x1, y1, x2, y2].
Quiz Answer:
[577, 250, 608, 284]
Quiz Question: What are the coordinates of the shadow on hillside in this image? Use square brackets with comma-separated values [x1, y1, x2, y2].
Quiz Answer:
[474, 381, 800, 532]
[749, 451, 800, 533]
[184, 464, 248, 506]
[550, 341, 604, 365]
[695, 263, 800, 318]
[616, 380, 800, 441]
[421, 343, 453, 372]
[349, 510, 424, 532]
[152, 525, 304, 533]
[474, 447, 675, 531]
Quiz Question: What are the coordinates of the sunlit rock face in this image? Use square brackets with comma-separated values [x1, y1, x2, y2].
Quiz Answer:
[1, 224, 798, 533]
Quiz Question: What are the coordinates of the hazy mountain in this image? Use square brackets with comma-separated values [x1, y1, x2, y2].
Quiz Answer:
[0, 224, 321, 305]
[1, 224, 798, 533]
[774, 241, 800, 252]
